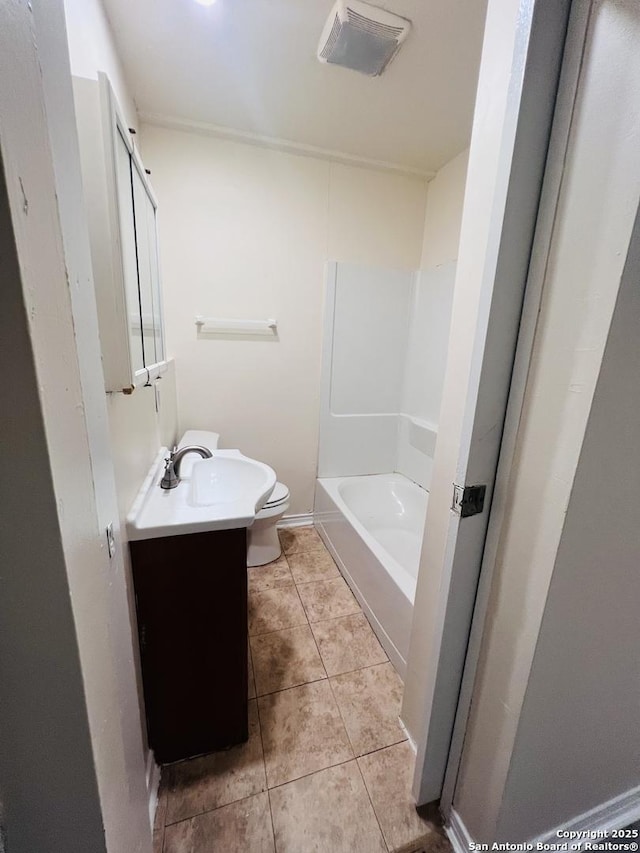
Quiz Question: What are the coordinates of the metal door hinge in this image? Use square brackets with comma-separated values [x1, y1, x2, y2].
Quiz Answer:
[452, 484, 487, 518]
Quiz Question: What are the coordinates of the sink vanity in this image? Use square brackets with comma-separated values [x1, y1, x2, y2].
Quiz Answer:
[127, 441, 276, 764]
[72, 69, 277, 766]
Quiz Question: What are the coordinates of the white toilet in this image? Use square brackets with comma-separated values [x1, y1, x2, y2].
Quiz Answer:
[246, 480, 290, 566]
[177, 429, 290, 567]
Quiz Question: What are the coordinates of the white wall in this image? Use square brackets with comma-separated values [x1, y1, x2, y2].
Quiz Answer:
[453, 0, 640, 840]
[140, 123, 428, 514]
[106, 361, 179, 515]
[397, 149, 469, 488]
[419, 149, 469, 271]
[63, 0, 137, 130]
[411, 147, 469, 427]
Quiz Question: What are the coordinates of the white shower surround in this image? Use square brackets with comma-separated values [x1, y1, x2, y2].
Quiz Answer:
[315, 260, 454, 672]
[315, 474, 429, 675]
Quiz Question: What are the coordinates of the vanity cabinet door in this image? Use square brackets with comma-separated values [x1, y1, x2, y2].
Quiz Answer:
[130, 528, 249, 764]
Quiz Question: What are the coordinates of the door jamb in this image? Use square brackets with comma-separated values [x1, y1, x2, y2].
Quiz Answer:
[438, 0, 593, 818]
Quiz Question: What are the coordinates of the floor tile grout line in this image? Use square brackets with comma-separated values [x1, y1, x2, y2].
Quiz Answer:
[355, 753, 391, 853]
[255, 676, 335, 704]
[258, 669, 354, 792]
[292, 575, 349, 588]
[255, 672, 328, 699]
[305, 608, 362, 625]
[290, 572, 342, 586]
[326, 660, 409, 763]
[248, 617, 309, 639]
[307, 614, 389, 674]
[265, 754, 358, 793]
[162, 786, 268, 830]
[248, 582, 310, 637]
[164, 793, 283, 836]
[248, 603, 365, 636]
[249, 620, 311, 640]
[312, 608, 385, 762]
[306, 610, 372, 628]
[307, 611, 330, 682]
[250, 616, 398, 697]
[320, 658, 391, 679]
[249, 581, 295, 593]
[291, 574, 342, 587]
[157, 777, 167, 831]
[325, 662, 359, 767]
[163, 699, 269, 830]
[266, 788, 279, 852]
[159, 741, 407, 833]
[162, 712, 407, 832]
[252, 657, 398, 700]
[252, 682, 274, 849]
[248, 637, 256, 701]
[328, 659, 398, 683]
[357, 734, 409, 758]
[295, 580, 362, 623]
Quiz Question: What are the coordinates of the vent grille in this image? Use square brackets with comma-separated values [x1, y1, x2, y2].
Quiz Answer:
[346, 7, 405, 38]
[320, 14, 343, 60]
[317, 1, 411, 77]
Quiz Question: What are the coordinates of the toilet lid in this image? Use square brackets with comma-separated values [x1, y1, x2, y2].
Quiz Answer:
[264, 482, 289, 507]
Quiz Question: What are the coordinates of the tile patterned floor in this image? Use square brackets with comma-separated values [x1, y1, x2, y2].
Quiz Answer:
[153, 526, 450, 853]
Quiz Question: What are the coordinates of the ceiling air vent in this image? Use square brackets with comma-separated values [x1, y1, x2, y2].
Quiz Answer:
[317, 0, 411, 77]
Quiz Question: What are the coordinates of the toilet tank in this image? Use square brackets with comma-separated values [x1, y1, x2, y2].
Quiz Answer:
[178, 429, 220, 451]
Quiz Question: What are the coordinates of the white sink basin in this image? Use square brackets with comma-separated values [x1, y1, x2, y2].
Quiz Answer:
[190, 454, 275, 507]
[127, 448, 276, 541]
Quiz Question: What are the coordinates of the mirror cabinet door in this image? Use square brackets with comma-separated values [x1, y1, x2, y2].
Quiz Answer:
[146, 196, 165, 365]
[115, 127, 145, 375]
[132, 163, 158, 369]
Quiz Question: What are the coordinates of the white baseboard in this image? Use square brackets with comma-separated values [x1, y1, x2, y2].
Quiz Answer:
[531, 784, 640, 846]
[447, 808, 476, 853]
[398, 717, 417, 754]
[146, 750, 161, 830]
[447, 784, 640, 853]
[278, 513, 314, 528]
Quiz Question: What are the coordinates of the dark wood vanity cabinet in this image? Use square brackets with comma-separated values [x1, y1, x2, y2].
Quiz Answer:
[130, 527, 248, 764]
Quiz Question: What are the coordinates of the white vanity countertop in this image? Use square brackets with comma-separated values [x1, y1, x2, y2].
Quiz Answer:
[126, 447, 275, 541]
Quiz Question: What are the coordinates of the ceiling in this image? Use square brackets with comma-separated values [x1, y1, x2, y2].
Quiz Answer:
[102, 0, 487, 175]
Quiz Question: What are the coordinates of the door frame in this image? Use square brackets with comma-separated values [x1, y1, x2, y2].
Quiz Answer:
[438, 0, 594, 815]
[404, 0, 576, 806]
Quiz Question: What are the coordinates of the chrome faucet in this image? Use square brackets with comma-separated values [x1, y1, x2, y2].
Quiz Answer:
[160, 445, 213, 489]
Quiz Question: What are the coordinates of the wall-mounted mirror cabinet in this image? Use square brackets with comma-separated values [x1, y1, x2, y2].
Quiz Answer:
[73, 72, 166, 393]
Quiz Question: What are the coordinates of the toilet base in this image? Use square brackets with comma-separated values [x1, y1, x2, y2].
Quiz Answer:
[247, 508, 288, 567]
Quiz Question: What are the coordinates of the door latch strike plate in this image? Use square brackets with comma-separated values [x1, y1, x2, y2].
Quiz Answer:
[106, 522, 116, 559]
[452, 484, 487, 518]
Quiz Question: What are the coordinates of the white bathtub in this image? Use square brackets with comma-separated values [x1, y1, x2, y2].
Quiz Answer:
[314, 473, 428, 676]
